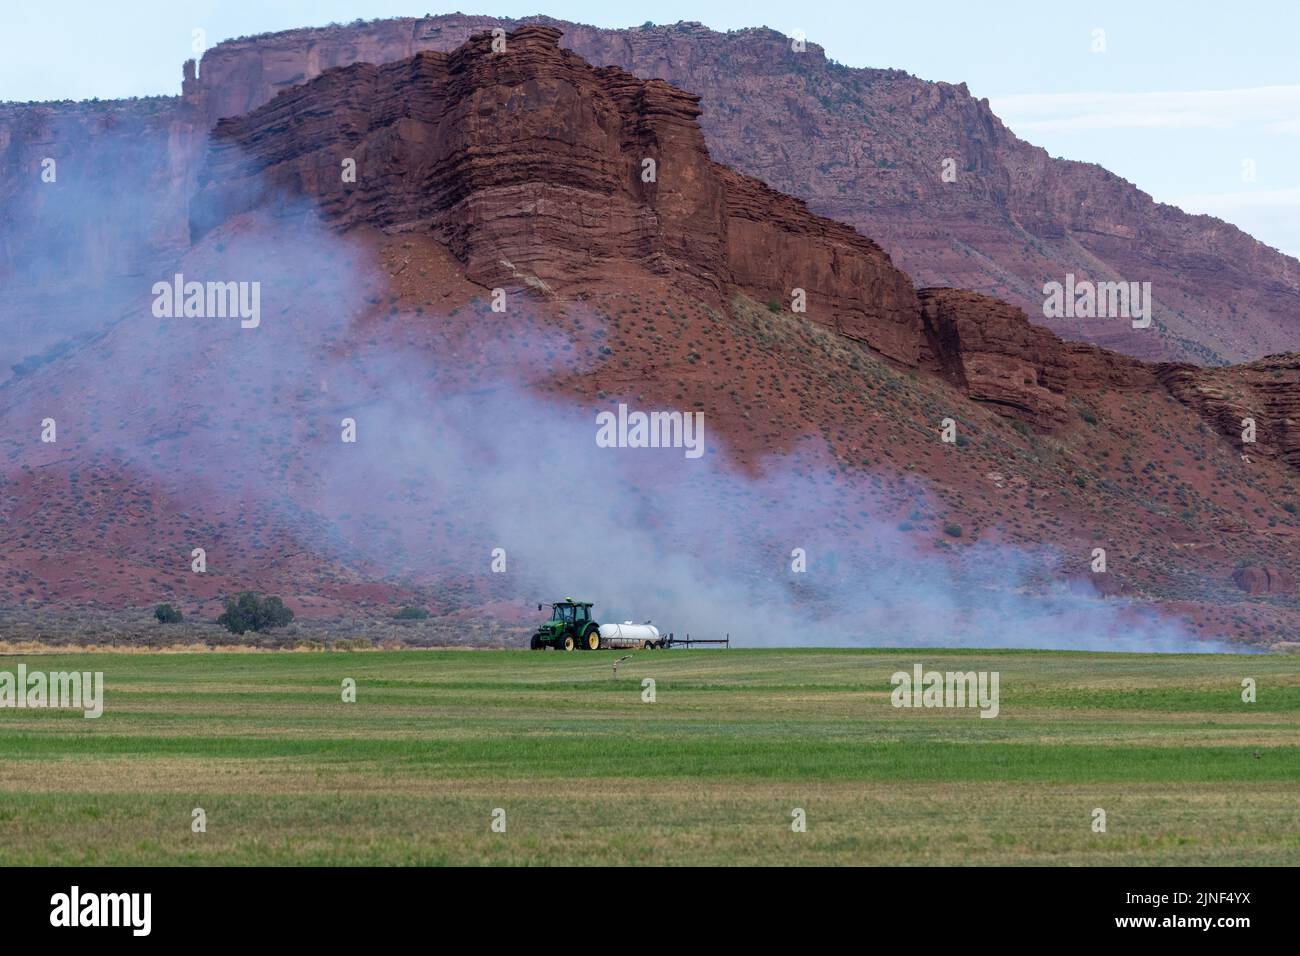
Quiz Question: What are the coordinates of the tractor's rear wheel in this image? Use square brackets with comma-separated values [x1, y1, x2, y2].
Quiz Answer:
[586, 629, 601, 651]
[562, 635, 575, 652]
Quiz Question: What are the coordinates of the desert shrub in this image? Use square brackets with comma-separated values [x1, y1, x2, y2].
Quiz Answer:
[154, 603, 183, 624]
[217, 592, 295, 635]
[1079, 407, 1098, 426]
[393, 606, 429, 620]
[943, 523, 963, 538]
[767, 298, 781, 313]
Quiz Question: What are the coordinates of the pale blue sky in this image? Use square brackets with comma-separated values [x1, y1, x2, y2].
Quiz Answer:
[3, 1, 1298, 256]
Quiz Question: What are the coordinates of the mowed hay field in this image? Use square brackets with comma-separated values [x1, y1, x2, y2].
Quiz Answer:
[0, 648, 1297, 865]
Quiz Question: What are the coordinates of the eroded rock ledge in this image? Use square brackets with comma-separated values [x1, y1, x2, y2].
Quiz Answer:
[190, 26, 1300, 468]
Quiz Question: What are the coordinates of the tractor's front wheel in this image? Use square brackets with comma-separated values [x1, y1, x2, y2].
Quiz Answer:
[585, 629, 601, 651]
[529, 634, 542, 650]
[562, 635, 576, 652]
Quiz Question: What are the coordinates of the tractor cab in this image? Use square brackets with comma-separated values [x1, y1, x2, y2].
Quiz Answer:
[530, 599, 600, 651]
[550, 603, 585, 623]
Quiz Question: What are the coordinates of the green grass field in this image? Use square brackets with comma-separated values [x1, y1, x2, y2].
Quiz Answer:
[0, 648, 1297, 865]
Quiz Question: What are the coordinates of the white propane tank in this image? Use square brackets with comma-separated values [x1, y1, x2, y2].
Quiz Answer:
[598, 622, 661, 647]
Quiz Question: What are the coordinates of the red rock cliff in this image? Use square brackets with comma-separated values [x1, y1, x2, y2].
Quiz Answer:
[185, 14, 1300, 365]
[192, 25, 924, 363]
[8, 14, 1298, 376]
[187, 26, 1300, 456]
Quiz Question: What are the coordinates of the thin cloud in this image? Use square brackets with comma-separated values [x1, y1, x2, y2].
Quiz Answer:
[991, 85, 1300, 133]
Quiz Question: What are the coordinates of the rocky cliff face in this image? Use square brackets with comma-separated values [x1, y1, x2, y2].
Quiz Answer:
[917, 288, 1152, 428]
[187, 26, 1299, 464]
[193, 26, 922, 363]
[1158, 354, 1300, 471]
[917, 288, 1298, 457]
[184, 14, 1300, 365]
[7, 14, 1298, 376]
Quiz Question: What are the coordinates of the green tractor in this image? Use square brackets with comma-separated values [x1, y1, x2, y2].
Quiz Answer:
[530, 599, 601, 651]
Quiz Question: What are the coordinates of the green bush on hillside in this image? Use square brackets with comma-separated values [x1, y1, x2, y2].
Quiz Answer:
[217, 592, 294, 635]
